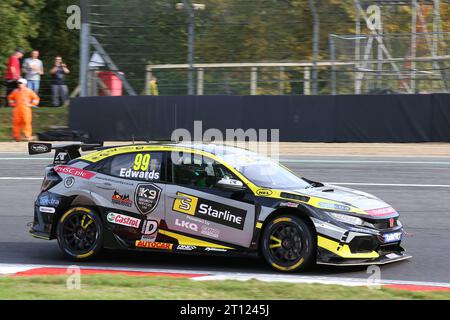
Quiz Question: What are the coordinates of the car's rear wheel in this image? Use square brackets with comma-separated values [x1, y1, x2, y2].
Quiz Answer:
[261, 214, 316, 272]
[56, 207, 103, 261]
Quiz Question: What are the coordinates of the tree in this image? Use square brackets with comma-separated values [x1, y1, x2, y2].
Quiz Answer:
[0, 0, 45, 76]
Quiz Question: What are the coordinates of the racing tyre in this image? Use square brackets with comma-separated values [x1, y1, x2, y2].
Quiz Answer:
[261, 215, 316, 272]
[56, 207, 104, 261]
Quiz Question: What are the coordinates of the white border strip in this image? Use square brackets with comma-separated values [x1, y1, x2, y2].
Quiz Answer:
[282, 159, 450, 165]
[326, 182, 450, 188]
[0, 177, 42, 180]
[1, 263, 450, 289]
[0, 177, 449, 188]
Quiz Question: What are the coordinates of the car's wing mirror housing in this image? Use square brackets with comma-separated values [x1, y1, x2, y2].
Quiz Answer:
[216, 178, 246, 191]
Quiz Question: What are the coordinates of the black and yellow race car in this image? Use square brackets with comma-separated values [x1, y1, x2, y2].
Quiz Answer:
[29, 141, 411, 272]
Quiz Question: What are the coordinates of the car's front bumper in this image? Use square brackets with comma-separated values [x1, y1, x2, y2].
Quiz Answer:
[313, 218, 411, 266]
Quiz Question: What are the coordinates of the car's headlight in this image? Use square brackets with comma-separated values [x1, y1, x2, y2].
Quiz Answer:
[327, 212, 364, 226]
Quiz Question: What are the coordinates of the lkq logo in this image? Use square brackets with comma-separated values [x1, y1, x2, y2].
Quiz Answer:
[175, 218, 198, 232]
[134, 183, 162, 215]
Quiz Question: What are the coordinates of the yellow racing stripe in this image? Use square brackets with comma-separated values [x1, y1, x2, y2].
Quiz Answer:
[158, 230, 234, 250]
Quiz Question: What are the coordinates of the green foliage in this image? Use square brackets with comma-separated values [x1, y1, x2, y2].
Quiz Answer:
[28, 0, 79, 89]
[0, 0, 78, 104]
[1, 274, 450, 300]
[0, 0, 45, 75]
[1, 0, 448, 96]
[0, 106, 68, 141]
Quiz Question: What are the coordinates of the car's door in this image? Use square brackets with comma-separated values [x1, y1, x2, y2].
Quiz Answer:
[89, 150, 166, 242]
[165, 151, 256, 248]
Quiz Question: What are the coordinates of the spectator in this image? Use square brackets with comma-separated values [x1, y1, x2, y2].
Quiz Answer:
[22, 50, 44, 94]
[50, 55, 70, 107]
[149, 76, 159, 96]
[4, 48, 24, 107]
[7, 78, 40, 142]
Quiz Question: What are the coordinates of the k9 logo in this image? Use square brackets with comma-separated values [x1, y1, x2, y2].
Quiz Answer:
[139, 187, 158, 200]
[134, 183, 162, 215]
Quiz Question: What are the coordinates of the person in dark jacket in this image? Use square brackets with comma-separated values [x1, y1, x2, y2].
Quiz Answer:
[50, 55, 70, 107]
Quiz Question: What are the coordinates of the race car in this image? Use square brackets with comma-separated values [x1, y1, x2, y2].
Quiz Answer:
[28, 141, 411, 272]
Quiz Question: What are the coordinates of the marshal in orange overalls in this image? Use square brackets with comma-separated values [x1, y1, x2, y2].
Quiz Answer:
[7, 87, 40, 141]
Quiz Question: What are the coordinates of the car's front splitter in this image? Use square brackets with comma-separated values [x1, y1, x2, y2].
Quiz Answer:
[317, 247, 412, 266]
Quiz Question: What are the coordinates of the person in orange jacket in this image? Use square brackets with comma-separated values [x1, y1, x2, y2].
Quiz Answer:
[7, 78, 40, 142]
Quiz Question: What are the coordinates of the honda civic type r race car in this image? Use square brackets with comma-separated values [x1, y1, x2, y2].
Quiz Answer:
[28, 141, 411, 272]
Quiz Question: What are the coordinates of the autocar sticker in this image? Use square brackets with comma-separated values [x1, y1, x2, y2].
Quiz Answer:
[135, 241, 173, 250]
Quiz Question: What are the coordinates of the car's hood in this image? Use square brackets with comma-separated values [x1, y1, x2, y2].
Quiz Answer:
[291, 184, 396, 215]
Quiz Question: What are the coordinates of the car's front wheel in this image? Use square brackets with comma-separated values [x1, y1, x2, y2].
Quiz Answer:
[261, 214, 316, 272]
[56, 207, 103, 261]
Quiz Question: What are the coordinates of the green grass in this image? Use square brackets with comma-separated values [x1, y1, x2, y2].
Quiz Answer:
[0, 275, 449, 300]
[0, 106, 68, 141]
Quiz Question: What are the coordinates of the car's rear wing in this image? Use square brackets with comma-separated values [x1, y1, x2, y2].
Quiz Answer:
[28, 141, 104, 165]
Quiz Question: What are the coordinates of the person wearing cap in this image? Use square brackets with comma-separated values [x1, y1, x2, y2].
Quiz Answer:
[7, 78, 40, 142]
[4, 48, 24, 107]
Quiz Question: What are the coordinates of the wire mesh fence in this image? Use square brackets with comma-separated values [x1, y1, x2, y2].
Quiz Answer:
[71, 0, 450, 96]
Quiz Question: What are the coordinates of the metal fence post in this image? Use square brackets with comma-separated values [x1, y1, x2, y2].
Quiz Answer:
[329, 35, 337, 95]
[197, 68, 204, 95]
[411, 1, 417, 93]
[279, 67, 285, 95]
[79, 0, 90, 97]
[355, 3, 361, 94]
[304, 67, 311, 95]
[251, 67, 258, 95]
[308, 0, 319, 95]
[145, 66, 152, 95]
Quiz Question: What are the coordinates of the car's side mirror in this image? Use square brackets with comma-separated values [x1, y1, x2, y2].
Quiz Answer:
[216, 178, 246, 191]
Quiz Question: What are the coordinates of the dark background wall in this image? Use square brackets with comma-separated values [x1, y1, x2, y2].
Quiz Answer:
[69, 94, 450, 142]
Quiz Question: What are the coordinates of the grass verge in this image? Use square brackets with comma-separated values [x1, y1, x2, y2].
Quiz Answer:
[0, 275, 449, 300]
[0, 107, 68, 141]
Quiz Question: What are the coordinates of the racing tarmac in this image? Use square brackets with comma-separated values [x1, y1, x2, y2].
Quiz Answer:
[1, 153, 449, 283]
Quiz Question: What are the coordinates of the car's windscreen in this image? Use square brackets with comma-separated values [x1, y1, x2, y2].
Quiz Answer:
[222, 153, 311, 189]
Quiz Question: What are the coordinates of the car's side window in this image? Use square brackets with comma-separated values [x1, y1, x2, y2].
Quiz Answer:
[86, 158, 111, 174]
[108, 152, 165, 182]
[172, 152, 238, 188]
